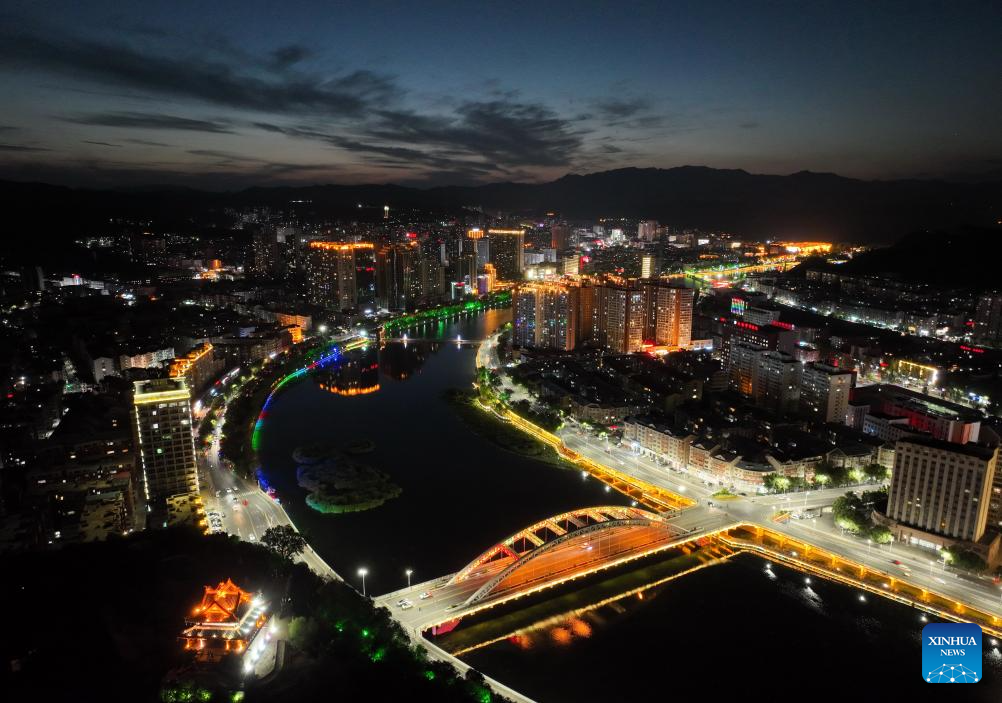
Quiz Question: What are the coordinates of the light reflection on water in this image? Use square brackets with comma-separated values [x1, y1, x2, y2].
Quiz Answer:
[459, 553, 1002, 702]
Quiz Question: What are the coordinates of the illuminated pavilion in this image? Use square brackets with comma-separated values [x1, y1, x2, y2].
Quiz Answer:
[181, 579, 268, 661]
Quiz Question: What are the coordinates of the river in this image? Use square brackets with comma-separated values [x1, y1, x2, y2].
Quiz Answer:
[257, 308, 630, 596]
[257, 309, 1002, 698]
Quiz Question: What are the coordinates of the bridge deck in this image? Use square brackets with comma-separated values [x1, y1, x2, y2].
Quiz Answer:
[376, 514, 734, 631]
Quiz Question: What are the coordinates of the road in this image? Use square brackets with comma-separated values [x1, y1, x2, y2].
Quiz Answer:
[202, 416, 339, 580]
[375, 517, 715, 632]
[476, 337, 1002, 620]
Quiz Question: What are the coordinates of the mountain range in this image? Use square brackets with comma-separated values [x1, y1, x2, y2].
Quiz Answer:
[2, 166, 1000, 248]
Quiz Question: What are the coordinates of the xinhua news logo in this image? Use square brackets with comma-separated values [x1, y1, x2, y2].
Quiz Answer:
[922, 623, 982, 683]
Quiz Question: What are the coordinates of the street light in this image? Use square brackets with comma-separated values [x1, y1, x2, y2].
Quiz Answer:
[357, 567, 368, 597]
[405, 568, 413, 589]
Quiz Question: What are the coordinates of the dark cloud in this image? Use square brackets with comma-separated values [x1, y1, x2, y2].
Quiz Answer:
[82, 140, 121, 147]
[186, 147, 338, 178]
[0, 143, 50, 152]
[252, 97, 584, 177]
[62, 112, 234, 133]
[593, 97, 651, 120]
[740, 121, 760, 129]
[366, 100, 584, 169]
[123, 138, 172, 147]
[270, 45, 312, 70]
[1, 24, 591, 183]
[0, 28, 397, 118]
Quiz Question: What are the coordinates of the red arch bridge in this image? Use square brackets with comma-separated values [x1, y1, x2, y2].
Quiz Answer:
[375, 505, 733, 630]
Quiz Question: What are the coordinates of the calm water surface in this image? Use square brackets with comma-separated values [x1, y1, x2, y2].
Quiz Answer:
[461, 553, 1002, 701]
[258, 308, 629, 595]
[259, 311, 1001, 700]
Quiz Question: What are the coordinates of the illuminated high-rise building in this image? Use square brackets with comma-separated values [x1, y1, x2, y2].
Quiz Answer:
[637, 220, 659, 242]
[488, 228, 525, 280]
[132, 378, 198, 503]
[482, 263, 497, 293]
[973, 293, 1002, 347]
[307, 241, 376, 310]
[800, 362, 854, 423]
[375, 242, 419, 310]
[513, 282, 580, 351]
[888, 437, 997, 545]
[640, 254, 655, 278]
[640, 279, 694, 348]
[251, 228, 282, 277]
[592, 283, 644, 353]
[457, 250, 479, 288]
[551, 224, 570, 250]
[416, 254, 445, 305]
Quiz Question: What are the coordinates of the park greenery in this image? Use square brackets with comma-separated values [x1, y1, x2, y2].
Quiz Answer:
[293, 442, 402, 514]
[762, 461, 889, 494]
[0, 526, 504, 702]
[219, 341, 342, 477]
[830, 489, 891, 540]
[445, 387, 562, 465]
[381, 291, 511, 334]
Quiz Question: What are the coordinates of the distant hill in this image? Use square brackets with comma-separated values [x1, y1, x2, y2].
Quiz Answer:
[1, 167, 1000, 258]
[809, 226, 1002, 289]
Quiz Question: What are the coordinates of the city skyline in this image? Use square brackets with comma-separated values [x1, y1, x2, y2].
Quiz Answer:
[3, 4, 1002, 700]
[1, 1, 1001, 188]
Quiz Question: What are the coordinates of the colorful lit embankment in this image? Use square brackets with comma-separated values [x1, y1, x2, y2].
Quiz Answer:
[474, 395, 693, 513]
[251, 337, 370, 452]
[382, 291, 512, 334]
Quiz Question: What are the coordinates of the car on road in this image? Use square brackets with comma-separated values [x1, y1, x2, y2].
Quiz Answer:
[400, 600, 413, 610]
[419, 591, 432, 599]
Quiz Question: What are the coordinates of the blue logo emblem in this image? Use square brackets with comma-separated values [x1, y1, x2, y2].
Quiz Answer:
[922, 623, 981, 683]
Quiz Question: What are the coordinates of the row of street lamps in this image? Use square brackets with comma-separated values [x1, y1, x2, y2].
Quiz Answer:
[356, 567, 414, 597]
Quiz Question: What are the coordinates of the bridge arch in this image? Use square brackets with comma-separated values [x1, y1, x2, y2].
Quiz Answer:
[449, 506, 671, 606]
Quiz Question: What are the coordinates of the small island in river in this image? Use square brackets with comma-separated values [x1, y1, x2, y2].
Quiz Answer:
[293, 441, 401, 514]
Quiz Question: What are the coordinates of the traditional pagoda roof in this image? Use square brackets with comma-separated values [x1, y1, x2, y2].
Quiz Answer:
[181, 579, 268, 660]
[192, 579, 253, 624]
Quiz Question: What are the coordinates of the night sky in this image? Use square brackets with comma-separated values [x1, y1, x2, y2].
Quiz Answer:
[1, 1, 1000, 188]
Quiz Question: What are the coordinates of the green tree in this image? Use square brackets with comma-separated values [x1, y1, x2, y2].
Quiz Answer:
[764, 474, 791, 492]
[868, 525, 893, 544]
[832, 494, 867, 533]
[287, 615, 323, 654]
[864, 463, 889, 482]
[261, 525, 307, 561]
[943, 547, 988, 573]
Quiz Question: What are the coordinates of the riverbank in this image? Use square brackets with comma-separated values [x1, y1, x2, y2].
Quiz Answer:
[443, 388, 566, 467]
